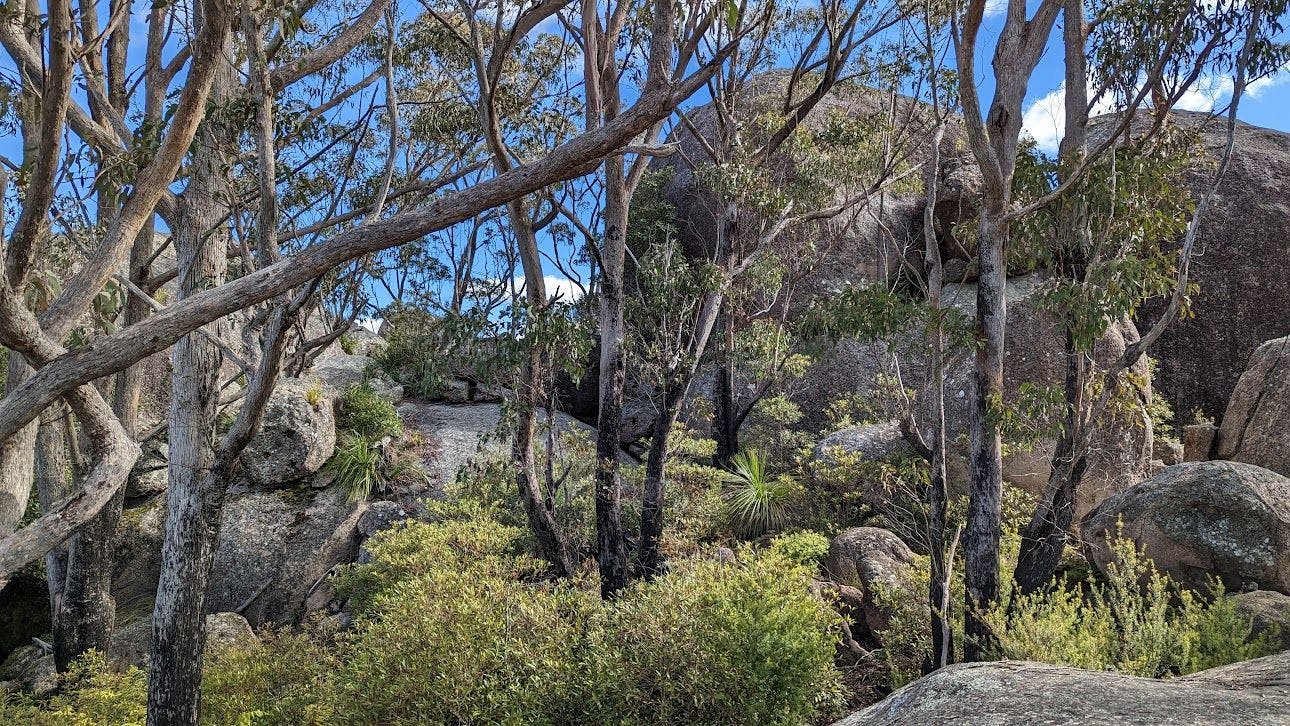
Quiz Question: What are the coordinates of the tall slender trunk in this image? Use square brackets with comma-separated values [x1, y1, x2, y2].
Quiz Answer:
[595, 157, 629, 598]
[146, 54, 233, 726]
[639, 292, 722, 578]
[1013, 312, 1089, 593]
[712, 319, 738, 468]
[963, 207, 1006, 662]
[922, 122, 954, 671]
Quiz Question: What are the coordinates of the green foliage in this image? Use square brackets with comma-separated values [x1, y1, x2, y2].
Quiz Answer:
[0, 652, 146, 726]
[302, 379, 325, 408]
[984, 537, 1277, 677]
[374, 305, 488, 399]
[325, 432, 425, 502]
[599, 553, 845, 724]
[336, 384, 402, 441]
[723, 450, 798, 537]
[338, 334, 358, 355]
[768, 530, 831, 568]
[18, 508, 844, 725]
[202, 630, 337, 725]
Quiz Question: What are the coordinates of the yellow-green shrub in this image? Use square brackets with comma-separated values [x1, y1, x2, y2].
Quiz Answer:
[984, 538, 1277, 677]
[598, 552, 845, 725]
[0, 652, 145, 726]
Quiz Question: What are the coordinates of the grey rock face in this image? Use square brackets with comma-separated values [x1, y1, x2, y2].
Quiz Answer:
[821, 527, 918, 639]
[837, 651, 1290, 725]
[241, 378, 338, 489]
[109, 611, 257, 669]
[1216, 335, 1290, 477]
[126, 441, 169, 498]
[1082, 461, 1290, 594]
[311, 353, 404, 403]
[1229, 590, 1290, 651]
[1136, 113, 1290, 424]
[207, 486, 366, 626]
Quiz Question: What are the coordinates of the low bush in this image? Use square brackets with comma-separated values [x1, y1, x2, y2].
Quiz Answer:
[336, 384, 402, 441]
[984, 537, 1277, 677]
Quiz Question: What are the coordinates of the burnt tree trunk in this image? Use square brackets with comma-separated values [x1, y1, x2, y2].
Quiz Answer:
[594, 156, 629, 598]
[963, 206, 1007, 662]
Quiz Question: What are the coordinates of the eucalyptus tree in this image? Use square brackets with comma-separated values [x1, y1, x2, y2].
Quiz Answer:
[630, 0, 942, 578]
[950, 0, 1287, 659]
[1009, 0, 1289, 596]
[0, 18, 756, 702]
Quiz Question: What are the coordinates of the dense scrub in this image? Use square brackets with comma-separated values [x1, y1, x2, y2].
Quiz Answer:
[1, 500, 844, 725]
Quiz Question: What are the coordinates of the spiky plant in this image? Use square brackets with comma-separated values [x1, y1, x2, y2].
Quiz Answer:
[722, 450, 794, 537]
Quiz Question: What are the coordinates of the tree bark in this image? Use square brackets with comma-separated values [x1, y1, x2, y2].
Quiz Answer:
[712, 320, 738, 468]
[146, 47, 233, 726]
[594, 156, 629, 599]
[963, 205, 1006, 662]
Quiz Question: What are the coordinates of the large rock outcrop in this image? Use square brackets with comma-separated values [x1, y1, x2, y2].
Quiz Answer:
[1136, 113, 1290, 423]
[1230, 590, 1290, 651]
[207, 486, 366, 626]
[240, 377, 338, 489]
[1215, 335, 1290, 477]
[113, 484, 366, 626]
[801, 274, 1153, 518]
[1082, 461, 1290, 594]
[836, 651, 1290, 725]
[311, 352, 404, 403]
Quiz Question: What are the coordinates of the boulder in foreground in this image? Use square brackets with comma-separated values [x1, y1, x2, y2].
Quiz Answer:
[1082, 461, 1290, 594]
[836, 651, 1290, 725]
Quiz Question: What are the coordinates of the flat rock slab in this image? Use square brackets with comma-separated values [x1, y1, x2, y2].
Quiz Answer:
[838, 651, 1290, 725]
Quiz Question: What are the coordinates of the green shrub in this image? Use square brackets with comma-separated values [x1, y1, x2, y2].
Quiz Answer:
[12, 501, 844, 725]
[336, 384, 402, 441]
[202, 630, 337, 725]
[723, 450, 797, 537]
[599, 552, 845, 725]
[338, 334, 358, 355]
[769, 530, 831, 568]
[983, 537, 1277, 677]
[326, 432, 385, 501]
[0, 652, 146, 726]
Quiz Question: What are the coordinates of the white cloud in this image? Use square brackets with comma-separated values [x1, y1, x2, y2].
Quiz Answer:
[1248, 63, 1290, 99]
[1021, 86, 1066, 155]
[984, 0, 1008, 17]
[511, 275, 584, 302]
[1020, 83, 1116, 156]
[1175, 75, 1234, 112]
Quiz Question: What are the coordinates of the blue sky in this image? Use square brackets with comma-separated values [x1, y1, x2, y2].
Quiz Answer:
[2, 0, 1286, 315]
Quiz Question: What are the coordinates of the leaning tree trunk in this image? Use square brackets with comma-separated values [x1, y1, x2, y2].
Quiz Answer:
[146, 58, 233, 726]
[639, 385, 683, 579]
[963, 206, 1007, 662]
[1012, 323, 1090, 594]
[639, 291, 722, 578]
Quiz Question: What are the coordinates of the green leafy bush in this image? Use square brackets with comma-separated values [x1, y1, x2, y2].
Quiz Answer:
[336, 384, 402, 441]
[769, 530, 831, 568]
[599, 553, 845, 724]
[202, 630, 337, 725]
[0, 652, 146, 726]
[984, 537, 1277, 677]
